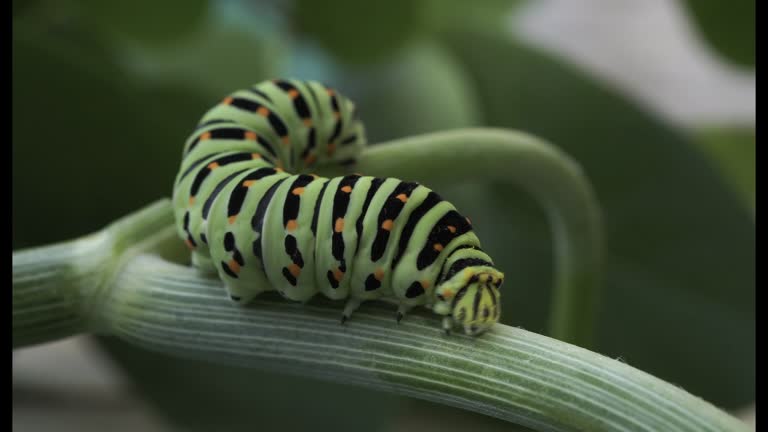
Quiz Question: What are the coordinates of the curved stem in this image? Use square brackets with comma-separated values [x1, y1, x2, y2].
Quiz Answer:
[354, 128, 602, 348]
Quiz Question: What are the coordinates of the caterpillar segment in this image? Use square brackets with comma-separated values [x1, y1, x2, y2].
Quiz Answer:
[172, 79, 505, 336]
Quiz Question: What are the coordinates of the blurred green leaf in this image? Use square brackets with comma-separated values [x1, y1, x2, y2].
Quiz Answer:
[338, 41, 482, 141]
[438, 31, 754, 410]
[422, 0, 524, 35]
[75, 0, 210, 44]
[12, 25, 210, 249]
[681, 0, 755, 67]
[290, 0, 526, 65]
[13, 0, 37, 16]
[693, 127, 755, 213]
[292, 0, 426, 64]
[117, 21, 283, 100]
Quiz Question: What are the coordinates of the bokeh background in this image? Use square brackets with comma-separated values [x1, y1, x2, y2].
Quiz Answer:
[12, 0, 755, 431]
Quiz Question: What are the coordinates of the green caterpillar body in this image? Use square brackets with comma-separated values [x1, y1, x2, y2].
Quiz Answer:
[172, 79, 504, 335]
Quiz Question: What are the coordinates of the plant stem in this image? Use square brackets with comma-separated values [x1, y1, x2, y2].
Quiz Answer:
[108, 254, 745, 432]
[12, 200, 180, 348]
[11, 199, 747, 431]
[354, 128, 603, 348]
[12, 236, 98, 347]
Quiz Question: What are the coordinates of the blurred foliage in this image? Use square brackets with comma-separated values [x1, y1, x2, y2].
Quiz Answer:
[421, 0, 524, 35]
[292, 0, 425, 64]
[75, 0, 209, 44]
[117, 21, 283, 100]
[693, 127, 755, 212]
[291, 0, 523, 64]
[12, 20, 210, 248]
[13, 0, 754, 431]
[681, 0, 755, 67]
[339, 41, 482, 139]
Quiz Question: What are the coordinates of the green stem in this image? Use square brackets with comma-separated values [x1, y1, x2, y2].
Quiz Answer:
[12, 199, 180, 348]
[354, 128, 602, 348]
[11, 200, 747, 431]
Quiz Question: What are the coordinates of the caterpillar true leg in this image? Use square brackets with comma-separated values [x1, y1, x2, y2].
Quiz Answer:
[442, 317, 453, 336]
[395, 304, 412, 323]
[173, 79, 505, 336]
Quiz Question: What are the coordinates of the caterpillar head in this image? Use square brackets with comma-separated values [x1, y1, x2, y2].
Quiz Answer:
[433, 267, 504, 336]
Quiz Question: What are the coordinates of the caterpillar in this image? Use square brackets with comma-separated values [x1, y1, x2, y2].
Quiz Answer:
[172, 79, 504, 336]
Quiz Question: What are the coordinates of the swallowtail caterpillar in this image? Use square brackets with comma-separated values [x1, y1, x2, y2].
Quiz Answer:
[173, 79, 504, 336]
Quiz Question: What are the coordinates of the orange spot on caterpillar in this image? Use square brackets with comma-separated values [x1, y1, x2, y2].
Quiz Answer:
[188, 196, 196, 205]
[288, 89, 299, 99]
[304, 154, 317, 166]
[333, 111, 341, 119]
[257, 106, 270, 117]
[222, 96, 233, 105]
[327, 89, 335, 96]
[184, 239, 195, 249]
[281, 136, 290, 145]
[228, 259, 241, 274]
[447, 225, 457, 233]
[420, 280, 431, 289]
[200, 132, 211, 140]
[288, 263, 301, 278]
[333, 267, 344, 281]
[286, 220, 298, 231]
[334, 218, 345, 233]
[245, 131, 257, 140]
[292, 187, 305, 196]
[433, 243, 444, 252]
[396, 194, 408, 203]
[275, 167, 284, 173]
[442, 289, 454, 298]
[374, 268, 384, 281]
[381, 219, 394, 231]
[303, 118, 313, 127]
[207, 162, 220, 170]
[327, 143, 337, 155]
[340, 185, 352, 193]
[228, 215, 237, 224]
[242, 180, 256, 187]
[251, 153, 261, 160]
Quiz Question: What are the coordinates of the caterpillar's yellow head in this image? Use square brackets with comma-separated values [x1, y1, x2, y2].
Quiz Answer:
[433, 267, 504, 336]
